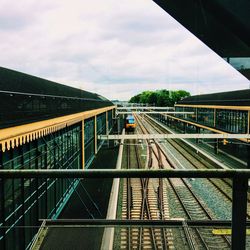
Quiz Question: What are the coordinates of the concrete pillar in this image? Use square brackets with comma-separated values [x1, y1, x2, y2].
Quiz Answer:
[81, 120, 85, 169]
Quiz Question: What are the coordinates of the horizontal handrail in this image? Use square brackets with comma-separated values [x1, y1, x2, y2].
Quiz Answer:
[42, 219, 250, 227]
[0, 169, 250, 178]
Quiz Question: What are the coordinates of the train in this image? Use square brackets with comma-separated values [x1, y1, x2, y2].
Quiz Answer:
[125, 115, 136, 131]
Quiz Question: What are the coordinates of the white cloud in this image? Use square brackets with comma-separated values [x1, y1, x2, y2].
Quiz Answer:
[0, 0, 249, 100]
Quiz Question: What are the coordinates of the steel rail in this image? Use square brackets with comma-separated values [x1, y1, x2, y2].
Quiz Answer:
[135, 117, 163, 249]
[156, 144, 171, 250]
[136, 114, 172, 249]
[134, 143, 145, 250]
[126, 142, 132, 250]
[138, 114, 198, 249]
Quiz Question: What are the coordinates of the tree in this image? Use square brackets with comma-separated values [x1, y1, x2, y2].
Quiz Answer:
[129, 89, 190, 106]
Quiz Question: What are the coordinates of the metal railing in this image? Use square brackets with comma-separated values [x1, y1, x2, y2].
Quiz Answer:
[0, 168, 249, 250]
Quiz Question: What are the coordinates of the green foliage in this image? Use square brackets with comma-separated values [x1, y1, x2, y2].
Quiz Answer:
[128, 89, 190, 106]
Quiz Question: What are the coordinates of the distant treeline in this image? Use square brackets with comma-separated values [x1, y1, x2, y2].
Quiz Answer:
[129, 89, 190, 107]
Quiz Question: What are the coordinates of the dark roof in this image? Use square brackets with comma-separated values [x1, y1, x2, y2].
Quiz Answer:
[177, 89, 250, 106]
[153, 0, 250, 80]
[0, 67, 108, 101]
[0, 67, 113, 128]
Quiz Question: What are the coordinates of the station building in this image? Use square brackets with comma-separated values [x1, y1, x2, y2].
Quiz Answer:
[157, 89, 250, 166]
[0, 67, 115, 249]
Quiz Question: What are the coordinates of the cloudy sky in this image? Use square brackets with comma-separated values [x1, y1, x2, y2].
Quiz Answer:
[0, 0, 249, 100]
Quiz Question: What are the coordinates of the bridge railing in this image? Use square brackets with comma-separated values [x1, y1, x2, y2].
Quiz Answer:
[0, 168, 249, 250]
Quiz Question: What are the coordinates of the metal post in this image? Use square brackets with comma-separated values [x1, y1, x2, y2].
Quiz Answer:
[247, 144, 250, 169]
[44, 139, 48, 218]
[231, 174, 248, 250]
[196, 127, 200, 143]
[214, 139, 219, 154]
[0, 151, 5, 250]
[82, 120, 85, 169]
[20, 177, 25, 249]
[35, 140, 39, 230]
[94, 116, 97, 154]
[20, 147, 25, 249]
[106, 111, 109, 148]
[106, 111, 109, 134]
[53, 136, 57, 215]
[118, 117, 120, 134]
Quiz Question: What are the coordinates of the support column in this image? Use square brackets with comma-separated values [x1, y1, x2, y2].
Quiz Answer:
[20, 146, 25, 249]
[35, 140, 39, 228]
[214, 139, 219, 154]
[214, 109, 216, 127]
[94, 116, 97, 154]
[196, 127, 200, 144]
[247, 144, 250, 169]
[183, 123, 186, 134]
[106, 111, 109, 134]
[106, 112, 110, 148]
[21, 176, 25, 249]
[231, 174, 248, 250]
[0, 151, 5, 250]
[117, 116, 120, 135]
[81, 120, 85, 169]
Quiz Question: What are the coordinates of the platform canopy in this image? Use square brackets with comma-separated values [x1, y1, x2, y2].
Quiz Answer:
[153, 0, 250, 80]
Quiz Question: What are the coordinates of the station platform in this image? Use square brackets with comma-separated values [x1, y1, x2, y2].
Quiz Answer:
[188, 138, 247, 169]
[154, 117, 247, 170]
[34, 145, 119, 250]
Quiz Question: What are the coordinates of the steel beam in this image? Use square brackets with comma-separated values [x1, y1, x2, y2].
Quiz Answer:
[0, 169, 250, 179]
[98, 133, 250, 140]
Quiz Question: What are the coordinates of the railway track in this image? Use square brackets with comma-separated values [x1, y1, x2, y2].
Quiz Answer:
[134, 114, 231, 249]
[120, 137, 173, 249]
[143, 114, 250, 218]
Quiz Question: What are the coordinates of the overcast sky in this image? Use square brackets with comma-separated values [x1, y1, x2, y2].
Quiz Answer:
[0, 0, 249, 100]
